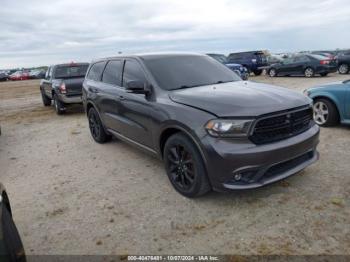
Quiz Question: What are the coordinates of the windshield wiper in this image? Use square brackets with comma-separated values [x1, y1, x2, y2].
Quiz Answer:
[176, 80, 235, 90]
[177, 84, 203, 90]
[215, 80, 235, 84]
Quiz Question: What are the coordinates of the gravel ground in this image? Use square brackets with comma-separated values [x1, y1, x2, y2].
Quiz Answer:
[0, 75, 349, 255]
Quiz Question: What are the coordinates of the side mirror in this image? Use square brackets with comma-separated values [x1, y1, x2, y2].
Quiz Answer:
[126, 80, 149, 94]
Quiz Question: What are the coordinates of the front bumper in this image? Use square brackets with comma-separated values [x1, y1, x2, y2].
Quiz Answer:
[201, 124, 320, 191]
[57, 94, 82, 104]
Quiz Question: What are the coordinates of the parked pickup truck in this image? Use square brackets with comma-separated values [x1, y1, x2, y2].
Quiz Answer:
[40, 63, 89, 114]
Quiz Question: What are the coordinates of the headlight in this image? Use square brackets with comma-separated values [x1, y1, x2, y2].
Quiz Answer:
[303, 89, 310, 96]
[205, 119, 253, 138]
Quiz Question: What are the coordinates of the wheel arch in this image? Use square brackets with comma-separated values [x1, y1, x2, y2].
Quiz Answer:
[159, 125, 208, 167]
[86, 101, 95, 116]
[312, 95, 341, 119]
[1, 190, 12, 217]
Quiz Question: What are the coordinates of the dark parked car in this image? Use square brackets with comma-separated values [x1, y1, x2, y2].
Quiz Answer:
[0, 72, 8, 81]
[227, 51, 268, 75]
[336, 51, 350, 74]
[83, 53, 319, 198]
[29, 69, 46, 79]
[0, 183, 26, 262]
[267, 54, 337, 77]
[206, 54, 249, 80]
[304, 79, 350, 126]
[40, 63, 89, 114]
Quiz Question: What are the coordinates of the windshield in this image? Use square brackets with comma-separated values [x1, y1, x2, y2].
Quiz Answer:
[144, 55, 241, 91]
[54, 64, 88, 79]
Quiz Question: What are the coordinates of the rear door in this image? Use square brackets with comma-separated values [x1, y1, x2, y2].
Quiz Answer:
[97, 59, 125, 132]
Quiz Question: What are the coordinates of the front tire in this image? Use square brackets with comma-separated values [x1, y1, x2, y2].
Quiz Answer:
[313, 98, 339, 127]
[268, 68, 277, 77]
[304, 67, 314, 77]
[88, 107, 111, 143]
[2, 205, 26, 262]
[163, 133, 211, 198]
[338, 63, 349, 74]
[53, 94, 65, 115]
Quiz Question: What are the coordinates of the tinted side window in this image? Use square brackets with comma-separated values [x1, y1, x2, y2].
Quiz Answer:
[87, 62, 106, 81]
[45, 67, 52, 79]
[122, 60, 147, 87]
[102, 60, 123, 86]
[294, 56, 310, 63]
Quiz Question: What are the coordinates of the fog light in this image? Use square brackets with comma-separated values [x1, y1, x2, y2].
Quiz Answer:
[234, 173, 242, 181]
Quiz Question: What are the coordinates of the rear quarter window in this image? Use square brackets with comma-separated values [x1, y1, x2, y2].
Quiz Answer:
[87, 62, 106, 81]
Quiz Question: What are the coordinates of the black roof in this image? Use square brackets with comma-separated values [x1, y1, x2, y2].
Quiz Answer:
[92, 52, 206, 63]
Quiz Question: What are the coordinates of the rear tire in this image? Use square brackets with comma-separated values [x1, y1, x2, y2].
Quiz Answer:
[88, 107, 111, 143]
[304, 67, 314, 77]
[41, 90, 51, 106]
[313, 98, 339, 127]
[163, 133, 211, 198]
[2, 205, 26, 262]
[338, 63, 349, 74]
[53, 94, 65, 115]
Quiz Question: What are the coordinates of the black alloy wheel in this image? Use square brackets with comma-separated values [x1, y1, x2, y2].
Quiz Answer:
[164, 133, 211, 197]
[88, 107, 111, 143]
[167, 144, 195, 190]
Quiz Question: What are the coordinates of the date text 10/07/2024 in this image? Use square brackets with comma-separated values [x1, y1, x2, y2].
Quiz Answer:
[127, 256, 219, 261]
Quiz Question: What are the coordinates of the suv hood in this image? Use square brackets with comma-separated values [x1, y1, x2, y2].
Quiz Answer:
[169, 81, 311, 117]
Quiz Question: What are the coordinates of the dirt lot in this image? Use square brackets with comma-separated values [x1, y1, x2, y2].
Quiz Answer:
[0, 75, 349, 255]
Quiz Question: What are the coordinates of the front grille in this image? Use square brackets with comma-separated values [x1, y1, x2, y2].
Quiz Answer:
[250, 107, 313, 145]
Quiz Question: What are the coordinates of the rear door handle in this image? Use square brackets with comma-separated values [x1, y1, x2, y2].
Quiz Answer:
[118, 95, 125, 100]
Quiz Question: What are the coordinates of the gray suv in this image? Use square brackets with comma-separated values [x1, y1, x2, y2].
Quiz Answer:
[83, 53, 320, 198]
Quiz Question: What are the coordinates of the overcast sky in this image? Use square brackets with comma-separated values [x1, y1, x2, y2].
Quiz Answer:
[1, 0, 349, 68]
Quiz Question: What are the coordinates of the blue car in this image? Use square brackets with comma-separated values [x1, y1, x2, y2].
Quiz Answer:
[207, 54, 249, 80]
[304, 79, 350, 126]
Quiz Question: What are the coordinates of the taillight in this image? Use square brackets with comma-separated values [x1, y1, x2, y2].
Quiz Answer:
[320, 60, 330, 65]
[59, 83, 66, 94]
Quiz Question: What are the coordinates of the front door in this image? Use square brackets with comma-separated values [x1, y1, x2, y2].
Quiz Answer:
[117, 59, 155, 149]
[345, 82, 350, 120]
